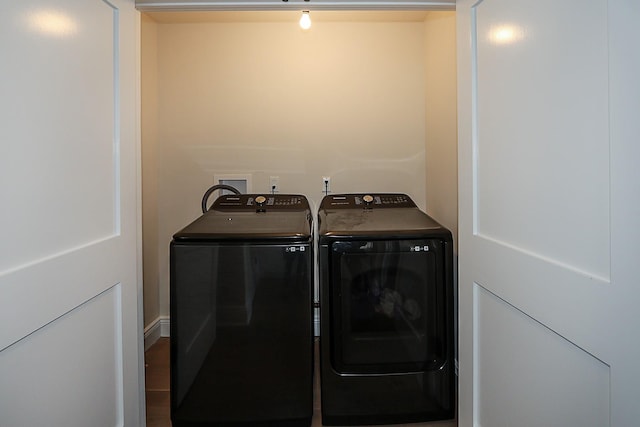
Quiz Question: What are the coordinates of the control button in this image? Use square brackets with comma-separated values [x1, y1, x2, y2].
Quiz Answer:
[362, 195, 374, 205]
[255, 195, 267, 205]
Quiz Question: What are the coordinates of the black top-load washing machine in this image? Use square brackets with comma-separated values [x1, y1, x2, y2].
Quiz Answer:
[318, 193, 455, 425]
[170, 194, 314, 427]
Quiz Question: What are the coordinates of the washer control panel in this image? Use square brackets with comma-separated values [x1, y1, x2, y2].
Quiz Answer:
[212, 194, 309, 211]
[321, 193, 416, 209]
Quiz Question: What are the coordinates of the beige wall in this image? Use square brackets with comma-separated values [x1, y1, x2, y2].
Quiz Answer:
[141, 14, 160, 328]
[141, 12, 457, 327]
[424, 11, 457, 244]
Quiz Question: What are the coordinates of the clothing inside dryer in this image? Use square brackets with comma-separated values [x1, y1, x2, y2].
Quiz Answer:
[329, 239, 447, 374]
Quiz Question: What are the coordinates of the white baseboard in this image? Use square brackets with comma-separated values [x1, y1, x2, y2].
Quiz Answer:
[144, 316, 170, 351]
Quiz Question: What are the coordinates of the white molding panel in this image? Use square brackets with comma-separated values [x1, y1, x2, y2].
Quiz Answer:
[0, 286, 125, 427]
[472, 0, 610, 282]
[473, 283, 610, 427]
[135, 0, 455, 12]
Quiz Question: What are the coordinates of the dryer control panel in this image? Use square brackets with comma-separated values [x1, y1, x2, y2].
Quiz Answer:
[321, 193, 416, 209]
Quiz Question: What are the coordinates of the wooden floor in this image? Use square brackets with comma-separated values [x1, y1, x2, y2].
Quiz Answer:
[145, 338, 457, 427]
[145, 338, 171, 427]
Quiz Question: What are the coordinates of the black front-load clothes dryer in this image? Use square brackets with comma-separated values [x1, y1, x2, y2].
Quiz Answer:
[318, 194, 455, 425]
[170, 194, 314, 427]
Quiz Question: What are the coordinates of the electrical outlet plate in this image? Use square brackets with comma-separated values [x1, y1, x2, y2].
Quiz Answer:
[269, 176, 279, 194]
[322, 176, 331, 194]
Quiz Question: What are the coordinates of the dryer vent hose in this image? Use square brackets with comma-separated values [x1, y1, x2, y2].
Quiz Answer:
[201, 184, 242, 213]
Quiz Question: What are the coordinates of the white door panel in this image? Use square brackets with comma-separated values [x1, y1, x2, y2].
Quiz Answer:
[0, 238, 122, 349]
[0, 0, 117, 271]
[607, 4, 640, 424]
[0, 0, 142, 425]
[473, 0, 610, 281]
[0, 286, 124, 427]
[458, 0, 639, 425]
[474, 285, 610, 427]
[468, 237, 612, 358]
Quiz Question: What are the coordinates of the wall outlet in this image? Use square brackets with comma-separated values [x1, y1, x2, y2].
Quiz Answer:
[270, 176, 279, 194]
[322, 176, 331, 194]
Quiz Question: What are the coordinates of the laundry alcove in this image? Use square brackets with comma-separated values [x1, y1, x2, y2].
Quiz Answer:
[138, 1, 458, 356]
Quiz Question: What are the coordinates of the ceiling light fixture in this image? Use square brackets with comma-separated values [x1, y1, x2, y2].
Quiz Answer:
[299, 11, 311, 30]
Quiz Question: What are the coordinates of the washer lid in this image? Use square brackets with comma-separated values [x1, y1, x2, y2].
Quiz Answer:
[174, 194, 312, 242]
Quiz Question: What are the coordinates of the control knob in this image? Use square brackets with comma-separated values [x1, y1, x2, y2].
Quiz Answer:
[362, 194, 374, 205]
[255, 195, 267, 206]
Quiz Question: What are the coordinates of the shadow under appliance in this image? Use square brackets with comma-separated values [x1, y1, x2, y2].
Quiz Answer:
[170, 194, 314, 427]
[318, 193, 455, 425]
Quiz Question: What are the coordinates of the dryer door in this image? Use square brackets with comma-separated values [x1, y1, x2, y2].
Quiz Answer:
[329, 239, 448, 374]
